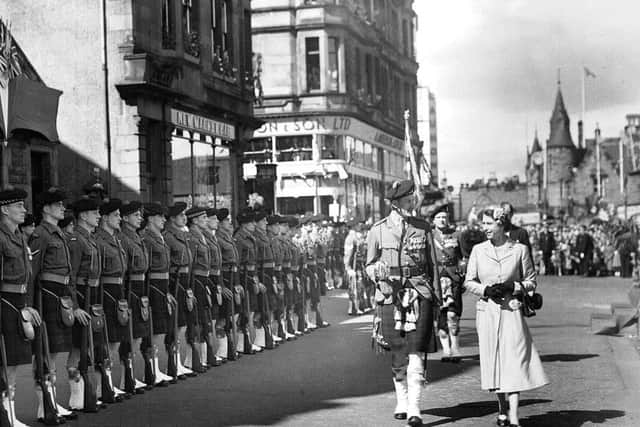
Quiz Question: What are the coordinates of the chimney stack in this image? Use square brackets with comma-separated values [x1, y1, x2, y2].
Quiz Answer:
[578, 120, 584, 149]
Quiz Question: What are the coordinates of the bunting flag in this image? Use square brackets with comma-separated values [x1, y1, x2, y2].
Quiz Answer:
[584, 66, 597, 79]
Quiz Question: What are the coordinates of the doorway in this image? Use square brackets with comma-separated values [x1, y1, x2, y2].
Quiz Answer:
[31, 150, 52, 209]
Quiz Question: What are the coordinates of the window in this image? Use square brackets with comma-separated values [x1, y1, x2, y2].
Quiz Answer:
[162, 0, 176, 49]
[365, 54, 373, 96]
[364, 143, 373, 169]
[243, 9, 252, 83]
[355, 139, 364, 166]
[245, 137, 272, 163]
[391, 9, 399, 46]
[345, 136, 355, 163]
[402, 19, 409, 56]
[354, 47, 362, 91]
[211, 0, 234, 77]
[182, 0, 200, 57]
[222, 0, 232, 58]
[276, 135, 313, 161]
[320, 135, 345, 160]
[328, 37, 339, 92]
[305, 37, 321, 91]
[211, 0, 221, 55]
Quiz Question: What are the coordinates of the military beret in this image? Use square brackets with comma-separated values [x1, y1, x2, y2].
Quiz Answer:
[254, 209, 267, 222]
[186, 206, 207, 220]
[287, 216, 299, 228]
[21, 213, 36, 227]
[166, 202, 188, 218]
[99, 198, 122, 216]
[206, 208, 217, 217]
[120, 201, 143, 217]
[216, 208, 229, 221]
[237, 209, 255, 224]
[59, 213, 74, 228]
[41, 187, 67, 206]
[0, 187, 27, 206]
[143, 202, 165, 218]
[277, 216, 290, 225]
[431, 204, 449, 219]
[267, 215, 280, 225]
[72, 197, 100, 214]
[385, 179, 414, 201]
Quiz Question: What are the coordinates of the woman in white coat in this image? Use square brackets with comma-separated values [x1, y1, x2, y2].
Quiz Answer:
[464, 208, 548, 427]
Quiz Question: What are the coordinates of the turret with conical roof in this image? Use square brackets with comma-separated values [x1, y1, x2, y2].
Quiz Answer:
[548, 85, 574, 148]
[531, 129, 542, 153]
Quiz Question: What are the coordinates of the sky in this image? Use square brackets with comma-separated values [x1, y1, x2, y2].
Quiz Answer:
[415, 0, 640, 188]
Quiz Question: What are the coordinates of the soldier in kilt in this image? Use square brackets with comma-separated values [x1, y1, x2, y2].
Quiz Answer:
[289, 217, 308, 334]
[214, 208, 239, 361]
[365, 180, 441, 427]
[0, 188, 42, 427]
[67, 197, 103, 411]
[267, 216, 292, 341]
[30, 188, 85, 421]
[185, 206, 210, 372]
[163, 202, 195, 378]
[278, 216, 302, 337]
[119, 201, 152, 390]
[94, 199, 129, 400]
[139, 203, 174, 385]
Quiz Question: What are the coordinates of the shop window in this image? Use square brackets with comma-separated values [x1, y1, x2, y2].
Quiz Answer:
[364, 143, 373, 169]
[182, 0, 200, 57]
[345, 135, 355, 163]
[245, 137, 272, 163]
[162, 0, 176, 49]
[355, 139, 364, 166]
[372, 146, 378, 171]
[171, 134, 221, 206]
[328, 37, 339, 92]
[321, 135, 345, 160]
[305, 37, 321, 91]
[276, 135, 313, 161]
[278, 196, 314, 215]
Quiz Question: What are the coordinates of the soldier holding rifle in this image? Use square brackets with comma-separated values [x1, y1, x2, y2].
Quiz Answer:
[0, 188, 41, 427]
[30, 188, 85, 423]
[119, 201, 152, 392]
[254, 214, 277, 348]
[139, 203, 174, 385]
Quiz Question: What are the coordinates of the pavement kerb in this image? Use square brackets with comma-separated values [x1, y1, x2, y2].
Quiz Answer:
[608, 335, 640, 411]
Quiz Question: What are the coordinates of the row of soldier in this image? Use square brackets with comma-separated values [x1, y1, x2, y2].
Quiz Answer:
[0, 187, 331, 427]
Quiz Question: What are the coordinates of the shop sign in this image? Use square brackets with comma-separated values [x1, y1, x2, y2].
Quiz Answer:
[170, 108, 235, 140]
[254, 115, 403, 151]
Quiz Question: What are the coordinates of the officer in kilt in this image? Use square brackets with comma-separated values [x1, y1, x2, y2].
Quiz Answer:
[365, 180, 441, 427]
[67, 197, 102, 411]
[30, 188, 85, 421]
[139, 203, 174, 385]
[0, 188, 42, 427]
[431, 206, 464, 362]
[119, 201, 152, 390]
[94, 199, 129, 400]
[185, 206, 210, 372]
[163, 202, 195, 378]
[214, 208, 239, 361]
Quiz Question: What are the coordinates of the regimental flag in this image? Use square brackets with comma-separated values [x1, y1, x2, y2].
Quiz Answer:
[404, 111, 432, 187]
[584, 66, 597, 79]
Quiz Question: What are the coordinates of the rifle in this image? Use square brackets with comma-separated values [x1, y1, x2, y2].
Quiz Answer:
[241, 267, 252, 353]
[79, 286, 98, 412]
[166, 271, 180, 380]
[122, 278, 136, 394]
[225, 270, 237, 361]
[259, 242, 274, 349]
[96, 270, 116, 404]
[33, 278, 60, 424]
[142, 251, 155, 386]
[187, 262, 203, 373]
[0, 295, 13, 427]
[204, 277, 218, 367]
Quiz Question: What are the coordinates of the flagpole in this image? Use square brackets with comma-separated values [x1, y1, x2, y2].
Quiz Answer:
[596, 125, 601, 197]
[581, 65, 586, 128]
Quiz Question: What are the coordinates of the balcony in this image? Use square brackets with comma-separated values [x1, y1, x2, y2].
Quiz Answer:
[183, 31, 201, 58]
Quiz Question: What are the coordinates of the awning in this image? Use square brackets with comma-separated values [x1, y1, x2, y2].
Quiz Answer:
[8, 76, 62, 142]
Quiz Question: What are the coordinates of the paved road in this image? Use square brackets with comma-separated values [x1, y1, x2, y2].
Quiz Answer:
[12, 275, 640, 426]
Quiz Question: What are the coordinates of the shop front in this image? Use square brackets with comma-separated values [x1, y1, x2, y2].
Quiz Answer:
[247, 114, 406, 220]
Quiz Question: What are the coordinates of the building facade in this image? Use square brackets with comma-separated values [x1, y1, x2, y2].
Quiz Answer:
[249, 0, 418, 219]
[2, 0, 258, 215]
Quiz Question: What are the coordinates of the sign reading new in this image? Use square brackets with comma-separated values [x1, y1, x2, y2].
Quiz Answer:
[170, 108, 235, 140]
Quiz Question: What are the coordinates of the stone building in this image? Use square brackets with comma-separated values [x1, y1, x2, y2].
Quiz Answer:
[248, 0, 417, 219]
[1, 0, 258, 214]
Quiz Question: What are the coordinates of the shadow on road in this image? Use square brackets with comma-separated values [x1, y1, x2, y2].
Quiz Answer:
[540, 353, 599, 362]
[522, 409, 626, 427]
[420, 399, 552, 426]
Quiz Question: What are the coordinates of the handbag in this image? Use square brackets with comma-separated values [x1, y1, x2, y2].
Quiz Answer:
[90, 304, 105, 330]
[117, 299, 130, 326]
[58, 296, 76, 327]
[521, 291, 543, 317]
[139, 296, 150, 321]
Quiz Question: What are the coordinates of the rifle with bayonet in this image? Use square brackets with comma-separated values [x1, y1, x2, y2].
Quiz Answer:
[165, 270, 180, 380]
[79, 285, 98, 412]
[142, 246, 155, 386]
[186, 252, 203, 373]
[226, 269, 238, 361]
[122, 276, 136, 394]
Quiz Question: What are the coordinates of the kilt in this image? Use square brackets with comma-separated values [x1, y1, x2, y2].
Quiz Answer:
[193, 277, 211, 339]
[169, 273, 189, 327]
[72, 286, 99, 348]
[381, 296, 437, 355]
[103, 283, 127, 343]
[41, 280, 73, 353]
[208, 276, 221, 319]
[129, 280, 150, 339]
[1, 293, 33, 366]
[149, 278, 170, 334]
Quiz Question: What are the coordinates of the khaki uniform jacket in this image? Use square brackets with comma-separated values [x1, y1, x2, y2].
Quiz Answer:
[0, 222, 33, 303]
[140, 228, 170, 274]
